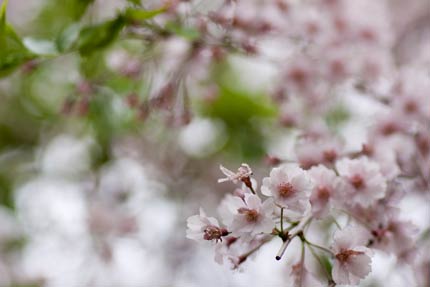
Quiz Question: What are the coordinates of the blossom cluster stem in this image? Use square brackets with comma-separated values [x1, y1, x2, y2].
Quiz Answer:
[299, 242, 306, 287]
[275, 215, 312, 260]
[280, 208, 284, 232]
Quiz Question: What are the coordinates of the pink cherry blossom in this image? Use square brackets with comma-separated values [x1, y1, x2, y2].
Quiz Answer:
[219, 194, 275, 236]
[308, 165, 341, 218]
[186, 208, 227, 242]
[370, 218, 418, 255]
[360, 142, 401, 180]
[332, 225, 373, 286]
[295, 136, 343, 169]
[261, 164, 313, 214]
[335, 157, 387, 207]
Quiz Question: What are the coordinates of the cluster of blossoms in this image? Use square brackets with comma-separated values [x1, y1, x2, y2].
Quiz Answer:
[179, 2, 429, 284]
[187, 156, 424, 285]
[1, 0, 428, 285]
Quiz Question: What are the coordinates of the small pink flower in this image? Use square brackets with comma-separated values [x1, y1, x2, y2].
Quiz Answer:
[295, 136, 343, 169]
[335, 157, 387, 207]
[332, 225, 373, 286]
[261, 164, 312, 214]
[308, 165, 340, 218]
[219, 194, 275, 236]
[360, 142, 400, 180]
[186, 208, 228, 242]
[370, 219, 418, 255]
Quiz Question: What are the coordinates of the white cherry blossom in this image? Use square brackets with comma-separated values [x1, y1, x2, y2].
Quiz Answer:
[332, 225, 373, 286]
[186, 208, 227, 242]
[261, 164, 313, 215]
[308, 165, 341, 218]
[335, 157, 387, 207]
[219, 194, 275, 236]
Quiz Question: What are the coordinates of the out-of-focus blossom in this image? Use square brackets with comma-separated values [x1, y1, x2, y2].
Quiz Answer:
[308, 165, 340, 218]
[336, 157, 387, 207]
[295, 135, 343, 169]
[370, 218, 418, 256]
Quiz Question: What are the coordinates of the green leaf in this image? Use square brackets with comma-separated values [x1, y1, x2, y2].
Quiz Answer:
[0, 0, 35, 77]
[33, 0, 94, 38]
[77, 16, 126, 55]
[80, 51, 109, 80]
[126, 0, 142, 5]
[0, 173, 13, 209]
[124, 7, 166, 21]
[202, 85, 276, 127]
[198, 60, 277, 160]
[320, 254, 333, 276]
[55, 23, 81, 53]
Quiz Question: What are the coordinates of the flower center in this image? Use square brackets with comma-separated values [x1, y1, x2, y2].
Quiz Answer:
[203, 226, 227, 241]
[278, 182, 295, 198]
[323, 149, 337, 163]
[404, 100, 417, 113]
[335, 249, 364, 263]
[288, 67, 308, 86]
[317, 186, 331, 200]
[381, 122, 398, 135]
[238, 208, 259, 222]
[203, 226, 221, 240]
[350, 174, 365, 189]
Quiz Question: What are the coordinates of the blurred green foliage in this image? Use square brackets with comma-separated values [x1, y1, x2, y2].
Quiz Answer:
[0, 0, 35, 77]
[77, 16, 126, 55]
[325, 104, 350, 130]
[201, 61, 278, 160]
[33, 0, 94, 38]
[0, 0, 278, 208]
[165, 22, 201, 41]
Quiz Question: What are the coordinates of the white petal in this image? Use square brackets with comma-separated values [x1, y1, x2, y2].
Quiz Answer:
[347, 253, 372, 278]
[261, 198, 275, 214]
[261, 177, 273, 196]
[245, 194, 262, 210]
[332, 261, 351, 285]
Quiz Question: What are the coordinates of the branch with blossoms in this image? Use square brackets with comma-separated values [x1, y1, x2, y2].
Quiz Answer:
[187, 157, 420, 286]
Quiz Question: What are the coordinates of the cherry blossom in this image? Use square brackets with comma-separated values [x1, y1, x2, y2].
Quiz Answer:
[332, 225, 373, 285]
[335, 157, 387, 207]
[261, 164, 312, 214]
[308, 165, 340, 218]
[219, 194, 275, 236]
[186, 208, 228, 243]
[370, 218, 418, 256]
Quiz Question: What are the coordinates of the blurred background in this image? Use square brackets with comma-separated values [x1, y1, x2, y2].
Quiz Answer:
[0, 0, 429, 286]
